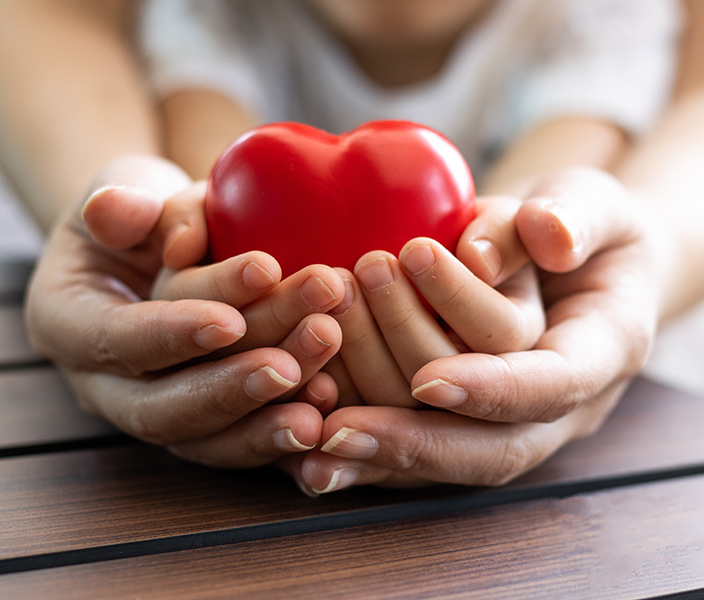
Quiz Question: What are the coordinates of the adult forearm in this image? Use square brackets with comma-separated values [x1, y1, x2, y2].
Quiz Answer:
[0, 0, 160, 232]
[617, 89, 704, 322]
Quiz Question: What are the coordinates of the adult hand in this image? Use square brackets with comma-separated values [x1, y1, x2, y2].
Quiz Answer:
[25, 155, 345, 469]
[292, 168, 658, 493]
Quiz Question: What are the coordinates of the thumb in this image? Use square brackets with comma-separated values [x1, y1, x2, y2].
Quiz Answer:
[81, 155, 192, 250]
[516, 168, 641, 273]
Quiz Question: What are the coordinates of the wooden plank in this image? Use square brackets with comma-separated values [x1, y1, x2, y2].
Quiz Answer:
[1, 474, 702, 600]
[0, 367, 117, 453]
[0, 377, 702, 565]
[0, 305, 43, 366]
[0, 444, 438, 561]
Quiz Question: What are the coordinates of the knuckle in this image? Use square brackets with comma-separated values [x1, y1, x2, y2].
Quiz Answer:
[488, 312, 529, 353]
[392, 424, 429, 472]
[266, 296, 296, 336]
[472, 355, 580, 424]
[382, 305, 416, 334]
[339, 321, 376, 349]
[432, 281, 466, 312]
[211, 264, 242, 305]
[191, 363, 248, 424]
[88, 330, 129, 373]
[467, 357, 519, 421]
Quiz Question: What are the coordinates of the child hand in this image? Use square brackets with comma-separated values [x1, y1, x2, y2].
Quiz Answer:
[327, 196, 546, 408]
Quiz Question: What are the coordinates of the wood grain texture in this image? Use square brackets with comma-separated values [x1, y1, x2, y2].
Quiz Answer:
[0, 377, 702, 563]
[1, 474, 703, 600]
[0, 367, 116, 452]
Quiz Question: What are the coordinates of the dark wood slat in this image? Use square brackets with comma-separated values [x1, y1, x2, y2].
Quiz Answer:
[0, 368, 116, 452]
[0, 377, 702, 563]
[1, 474, 703, 600]
[0, 305, 43, 366]
[0, 445, 443, 561]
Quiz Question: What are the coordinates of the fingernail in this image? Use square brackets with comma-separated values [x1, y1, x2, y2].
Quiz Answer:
[300, 276, 337, 309]
[273, 428, 316, 452]
[312, 468, 358, 494]
[356, 257, 393, 292]
[539, 200, 583, 254]
[242, 261, 276, 290]
[469, 239, 502, 282]
[298, 324, 332, 358]
[412, 379, 467, 408]
[81, 185, 128, 219]
[401, 243, 436, 276]
[321, 427, 378, 459]
[245, 366, 298, 402]
[163, 223, 191, 261]
[193, 324, 243, 350]
[329, 278, 355, 316]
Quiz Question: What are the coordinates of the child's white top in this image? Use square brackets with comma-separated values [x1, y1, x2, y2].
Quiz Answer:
[138, 0, 681, 183]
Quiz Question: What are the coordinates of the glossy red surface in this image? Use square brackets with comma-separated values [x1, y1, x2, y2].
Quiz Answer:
[205, 121, 475, 276]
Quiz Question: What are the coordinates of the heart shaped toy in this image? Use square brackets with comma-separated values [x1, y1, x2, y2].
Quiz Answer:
[205, 121, 475, 277]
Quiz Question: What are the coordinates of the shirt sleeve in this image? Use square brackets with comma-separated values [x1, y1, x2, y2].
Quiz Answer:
[136, 0, 266, 116]
[510, 0, 683, 137]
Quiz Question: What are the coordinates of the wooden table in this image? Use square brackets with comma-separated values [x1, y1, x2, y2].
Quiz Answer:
[1, 189, 703, 599]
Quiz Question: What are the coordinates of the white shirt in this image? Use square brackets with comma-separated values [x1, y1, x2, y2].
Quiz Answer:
[138, 0, 682, 184]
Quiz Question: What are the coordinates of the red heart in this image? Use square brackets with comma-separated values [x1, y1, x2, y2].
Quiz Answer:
[205, 121, 475, 276]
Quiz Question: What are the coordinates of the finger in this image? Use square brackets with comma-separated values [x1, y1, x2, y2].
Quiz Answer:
[152, 251, 282, 307]
[410, 275, 652, 423]
[354, 251, 458, 380]
[321, 355, 366, 408]
[151, 181, 209, 270]
[67, 347, 302, 445]
[329, 269, 418, 407]
[274, 313, 343, 399]
[235, 264, 346, 351]
[293, 371, 339, 417]
[516, 168, 642, 273]
[455, 196, 530, 286]
[37, 297, 246, 375]
[81, 155, 192, 249]
[298, 399, 609, 493]
[400, 238, 545, 354]
[169, 402, 324, 470]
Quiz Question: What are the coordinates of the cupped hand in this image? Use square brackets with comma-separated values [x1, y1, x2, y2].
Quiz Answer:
[25, 155, 344, 469]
